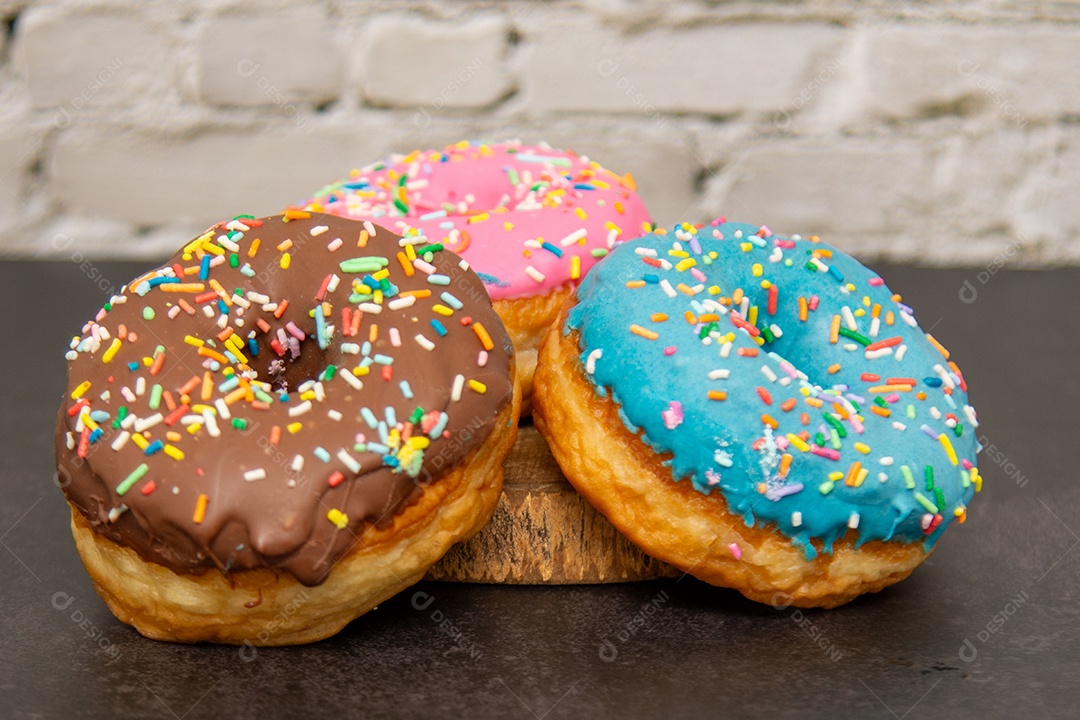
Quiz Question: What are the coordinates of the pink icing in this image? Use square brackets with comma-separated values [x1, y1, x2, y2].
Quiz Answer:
[662, 401, 684, 430]
[301, 141, 653, 301]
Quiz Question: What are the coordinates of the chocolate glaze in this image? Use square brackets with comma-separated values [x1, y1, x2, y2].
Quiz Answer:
[56, 212, 514, 586]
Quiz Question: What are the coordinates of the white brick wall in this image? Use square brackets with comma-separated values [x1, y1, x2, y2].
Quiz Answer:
[702, 139, 935, 238]
[194, 9, 345, 108]
[520, 17, 844, 117]
[0, 129, 36, 218]
[16, 7, 174, 109]
[362, 15, 514, 109]
[0, 0, 1077, 266]
[862, 26, 1080, 121]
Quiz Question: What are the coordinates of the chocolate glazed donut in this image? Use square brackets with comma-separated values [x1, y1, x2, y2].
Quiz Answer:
[56, 211, 518, 645]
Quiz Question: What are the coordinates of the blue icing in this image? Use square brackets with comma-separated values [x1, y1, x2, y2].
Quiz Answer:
[477, 272, 510, 287]
[567, 221, 981, 557]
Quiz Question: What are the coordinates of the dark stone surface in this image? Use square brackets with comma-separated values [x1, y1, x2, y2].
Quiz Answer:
[1, 259, 1076, 719]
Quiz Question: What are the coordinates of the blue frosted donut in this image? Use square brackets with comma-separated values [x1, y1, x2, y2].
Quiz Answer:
[534, 219, 982, 607]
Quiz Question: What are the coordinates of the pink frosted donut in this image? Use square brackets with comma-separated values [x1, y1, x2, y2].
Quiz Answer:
[302, 140, 653, 409]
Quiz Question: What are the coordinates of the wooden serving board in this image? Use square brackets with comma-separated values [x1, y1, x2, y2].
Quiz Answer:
[426, 423, 680, 584]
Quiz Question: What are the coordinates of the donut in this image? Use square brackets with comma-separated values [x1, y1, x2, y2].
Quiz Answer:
[55, 210, 519, 645]
[533, 220, 981, 608]
[302, 140, 653, 411]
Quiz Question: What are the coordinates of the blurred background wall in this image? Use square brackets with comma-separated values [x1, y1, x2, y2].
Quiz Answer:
[0, 0, 1075, 266]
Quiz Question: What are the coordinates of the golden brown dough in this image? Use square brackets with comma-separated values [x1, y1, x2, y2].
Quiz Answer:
[57, 211, 521, 644]
[533, 314, 926, 609]
[494, 285, 572, 415]
[71, 397, 518, 646]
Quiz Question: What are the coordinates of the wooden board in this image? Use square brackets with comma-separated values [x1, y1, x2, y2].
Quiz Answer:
[426, 424, 680, 584]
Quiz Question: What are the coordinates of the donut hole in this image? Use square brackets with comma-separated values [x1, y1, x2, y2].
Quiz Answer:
[713, 262, 858, 391]
[756, 296, 864, 392]
[397, 155, 522, 212]
[250, 332, 333, 396]
[755, 316, 835, 391]
[239, 275, 345, 396]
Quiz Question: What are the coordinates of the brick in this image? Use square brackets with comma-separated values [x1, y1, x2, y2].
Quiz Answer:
[699, 140, 933, 240]
[1014, 129, 1080, 246]
[195, 10, 344, 108]
[519, 16, 844, 116]
[360, 15, 514, 109]
[688, 121, 762, 173]
[50, 120, 399, 229]
[863, 26, 1080, 121]
[0, 1, 28, 14]
[935, 131, 1030, 237]
[14, 8, 173, 110]
[0, 129, 39, 220]
[6, 216, 154, 258]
